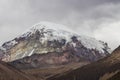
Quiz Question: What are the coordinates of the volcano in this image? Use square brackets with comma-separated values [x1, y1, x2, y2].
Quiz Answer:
[0, 22, 111, 69]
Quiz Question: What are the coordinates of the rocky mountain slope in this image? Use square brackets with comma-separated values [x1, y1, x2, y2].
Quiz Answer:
[47, 45, 120, 80]
[0, 61, 38, 80]
[0, 22, 110, 69]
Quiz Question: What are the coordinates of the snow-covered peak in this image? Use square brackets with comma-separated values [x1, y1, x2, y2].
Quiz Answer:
[19, 22, 72, 38]
[32, 21, 72, 31]
[22, 21, 75, 35]
[17, 21, 110, 54]
[1, 21, 111, 62]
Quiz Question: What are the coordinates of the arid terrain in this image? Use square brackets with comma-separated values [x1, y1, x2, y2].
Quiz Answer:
[47, 46, 120, 80]
[0, 61, 38, 80]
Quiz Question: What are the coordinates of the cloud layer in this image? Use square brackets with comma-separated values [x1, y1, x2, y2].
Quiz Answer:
[0, 0, 120, 50]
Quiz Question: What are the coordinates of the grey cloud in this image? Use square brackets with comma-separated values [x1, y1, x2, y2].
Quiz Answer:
[0, 0, 120, 50]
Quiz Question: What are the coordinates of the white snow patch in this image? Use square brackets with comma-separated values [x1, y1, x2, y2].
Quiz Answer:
[11, 40, 18, 45]
[3, 40, 18, 48]
[78, 36, 105, 53]
[0, 46, 6, 51]
[71, 42, 76, 47]
[28, 49, 35, 56]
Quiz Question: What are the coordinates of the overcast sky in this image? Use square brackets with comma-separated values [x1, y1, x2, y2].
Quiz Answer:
[0, 0, 120, 50]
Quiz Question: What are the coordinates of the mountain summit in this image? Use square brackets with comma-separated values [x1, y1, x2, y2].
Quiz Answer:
[0, 22, 111, 68]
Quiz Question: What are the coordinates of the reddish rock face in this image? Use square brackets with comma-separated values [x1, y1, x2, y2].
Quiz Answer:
[10, 43, 107, 69]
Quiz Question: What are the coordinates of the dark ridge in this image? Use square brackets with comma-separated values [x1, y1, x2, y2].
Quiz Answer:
[46, 46, 120, 80]
[0, 61, 38, 80]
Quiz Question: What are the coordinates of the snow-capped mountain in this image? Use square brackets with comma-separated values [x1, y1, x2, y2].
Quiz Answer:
[1, 22, 111, 64]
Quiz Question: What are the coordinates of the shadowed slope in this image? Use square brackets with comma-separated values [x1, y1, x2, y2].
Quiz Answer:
[0, 61, 38, 80]
[47, 46, 120, 80]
